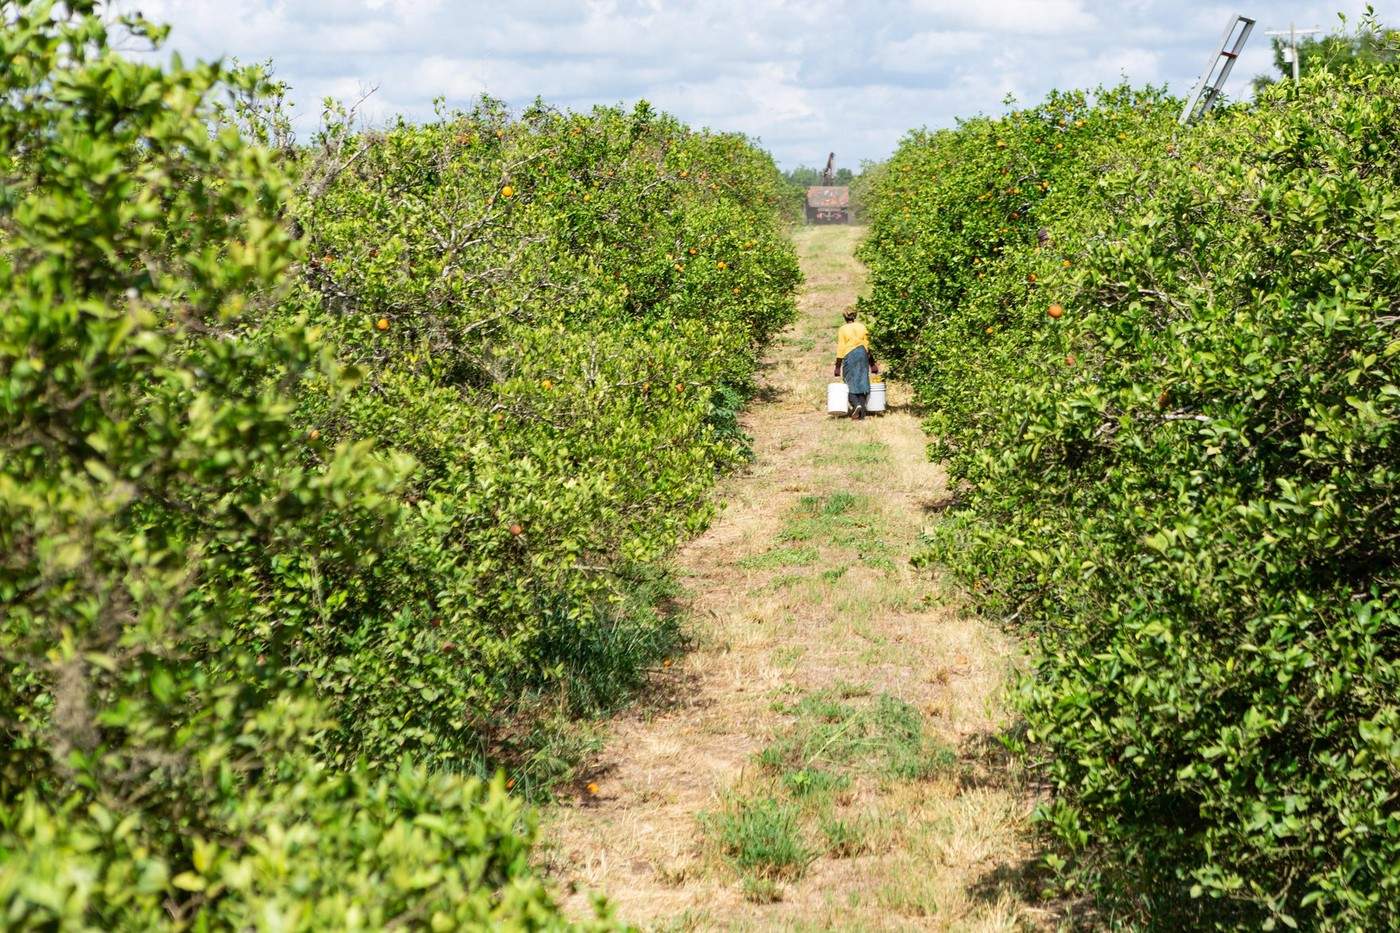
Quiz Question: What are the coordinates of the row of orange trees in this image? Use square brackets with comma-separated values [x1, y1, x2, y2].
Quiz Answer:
[0, 3, 798, 927]
[860, 44, 1399, 931]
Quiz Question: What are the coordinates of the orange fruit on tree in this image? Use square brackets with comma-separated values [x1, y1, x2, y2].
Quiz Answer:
[308, 428, 321, 440]
[1062, 259, 1072, 268]
[501, 184, 514, 198]
[509, 523, 524, 536]
[1027, 273, 1037, 284]
[716, 260, 726, 270]
[375, 317, 389, 331]
[1047, 304, 1065, 319]
[586, 782, 600, 796]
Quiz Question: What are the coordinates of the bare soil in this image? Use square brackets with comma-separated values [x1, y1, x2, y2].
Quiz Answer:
[540, 226, 1045, 931]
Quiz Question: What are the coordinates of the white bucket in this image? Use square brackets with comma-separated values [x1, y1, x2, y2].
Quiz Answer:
[826, 382, 848, 414]
[867, 382, 887, 413]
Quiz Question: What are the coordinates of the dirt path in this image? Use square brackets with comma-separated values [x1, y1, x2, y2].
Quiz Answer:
[541, 226, 1042, 930]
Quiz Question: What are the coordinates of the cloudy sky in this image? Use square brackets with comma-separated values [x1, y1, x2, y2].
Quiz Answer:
[116, 1, 1382, 169]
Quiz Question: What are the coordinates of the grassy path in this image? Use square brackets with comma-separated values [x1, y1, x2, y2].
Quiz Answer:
[542, 226, 1041, 930]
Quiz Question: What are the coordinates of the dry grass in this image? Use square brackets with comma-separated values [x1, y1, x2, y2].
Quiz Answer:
[539, 226, 1047, 930]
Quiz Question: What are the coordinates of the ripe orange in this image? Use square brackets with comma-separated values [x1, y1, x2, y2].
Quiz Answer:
[1047, 304, 1065, 319]
[662, 657, 673, 668]
[716, 260, 727, 270]
[509, 523, 524, 536]
[1062, 260, 1072, 268]
[375, 317, 389, 331]
[985, 325, 995, 334]
[586, 782, 600, 796]
[541, 378, 553, 390]
[501, 185, 514, 198]
[674, 383, 685, 394]
[1027, 273, 1037, 284]
[308, 428, 321, 440]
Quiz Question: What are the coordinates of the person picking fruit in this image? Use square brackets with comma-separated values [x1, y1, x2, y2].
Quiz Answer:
[834, 309, 879, 420]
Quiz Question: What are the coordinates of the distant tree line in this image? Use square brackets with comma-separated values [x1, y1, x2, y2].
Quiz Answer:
[784, 165, 854, 187]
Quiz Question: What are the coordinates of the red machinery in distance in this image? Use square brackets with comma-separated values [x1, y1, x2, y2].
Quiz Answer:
[806, 152, 851, 224]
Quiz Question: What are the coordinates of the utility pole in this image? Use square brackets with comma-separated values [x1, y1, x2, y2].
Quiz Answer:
[1265, 23, 1322, 83]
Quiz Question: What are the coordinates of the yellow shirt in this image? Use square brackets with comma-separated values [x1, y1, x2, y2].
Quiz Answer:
[835, 321, 869, 359]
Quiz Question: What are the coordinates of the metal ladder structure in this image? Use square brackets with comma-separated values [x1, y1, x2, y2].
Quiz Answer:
[1178, 14, 1256, 125]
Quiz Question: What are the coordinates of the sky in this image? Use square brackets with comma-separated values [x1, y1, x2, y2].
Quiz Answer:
[115, 1, 1384, 170]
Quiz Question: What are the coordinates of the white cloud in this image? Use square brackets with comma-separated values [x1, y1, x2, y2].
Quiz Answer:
[114, 0, 1383, 168]
[883, 30, 988, 73]
[905, 0, 1099, 35]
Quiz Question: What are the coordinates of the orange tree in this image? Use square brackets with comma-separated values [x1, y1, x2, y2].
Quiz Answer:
[860, 59, 1399, 930]
[252, 97, 800, 779]
[0, 1, 797, 927]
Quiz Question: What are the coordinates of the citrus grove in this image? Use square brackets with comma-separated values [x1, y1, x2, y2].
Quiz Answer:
[0, 3, 797, 927]
[859, 34, 1399, 932]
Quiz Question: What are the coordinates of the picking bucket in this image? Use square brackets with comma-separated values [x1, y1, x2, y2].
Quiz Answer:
[867, 382, 887, 413]
[826, 382, 848, 414]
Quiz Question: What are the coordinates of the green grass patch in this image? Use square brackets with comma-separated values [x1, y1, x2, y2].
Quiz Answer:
[820, 814, 874, 858]
[826, 440, 890, 465]
[781, 767, 851, 799]
[705, 795, 815, 882]
[756, 572, 806, 593]
[737, 545, 820, 569]
[778, 491, 875, 548]
[772, 644, 806, 668]
[762, 691, 953, 783]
